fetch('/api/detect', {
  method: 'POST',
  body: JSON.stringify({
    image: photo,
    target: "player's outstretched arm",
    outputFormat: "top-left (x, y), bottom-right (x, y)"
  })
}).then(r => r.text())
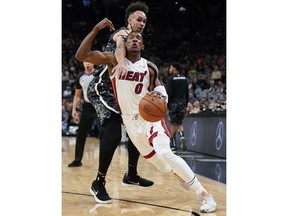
top-left (75, 18), bottom-right (115, 64)
top-left (111, 34), bottom-right (128, 76)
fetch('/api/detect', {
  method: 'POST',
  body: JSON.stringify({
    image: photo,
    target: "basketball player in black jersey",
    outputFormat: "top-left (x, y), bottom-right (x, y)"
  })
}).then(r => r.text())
top-left (166, 62), bottom-right (189, 153)
top-left (76, 2), bottom-right (153, 204)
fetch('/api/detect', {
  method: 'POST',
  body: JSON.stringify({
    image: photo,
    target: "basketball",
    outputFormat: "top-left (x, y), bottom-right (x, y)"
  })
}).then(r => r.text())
top-left (139, 93), bottom-right (167, 122)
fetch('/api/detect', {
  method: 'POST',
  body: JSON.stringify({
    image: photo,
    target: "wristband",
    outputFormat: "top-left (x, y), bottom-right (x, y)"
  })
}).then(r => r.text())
top-left (154, 85), bottom-right (168, 103)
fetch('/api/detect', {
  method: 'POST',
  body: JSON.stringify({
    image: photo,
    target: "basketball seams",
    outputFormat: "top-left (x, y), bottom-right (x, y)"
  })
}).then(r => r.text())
top-left (138, 94), bottom-right (167, 122)
top-left (141, 98), bottom-right (166, 113)
top-left (139, 104), bottom-right (163, 118)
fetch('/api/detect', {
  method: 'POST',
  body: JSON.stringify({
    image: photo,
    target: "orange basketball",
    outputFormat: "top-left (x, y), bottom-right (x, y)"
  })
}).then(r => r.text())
top-left (139, 94), bottom-right (167, 122)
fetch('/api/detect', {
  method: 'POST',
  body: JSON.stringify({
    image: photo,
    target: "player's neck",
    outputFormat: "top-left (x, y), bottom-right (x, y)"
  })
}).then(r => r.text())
top-left (126, 53), bottom-right (141, 63)
top-left (85, 69), bottom-right (93, 74)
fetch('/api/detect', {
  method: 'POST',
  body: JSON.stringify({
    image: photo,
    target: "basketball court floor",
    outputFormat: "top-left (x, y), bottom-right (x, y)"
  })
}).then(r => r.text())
top-left (62, 136), bottom-right (226, 216)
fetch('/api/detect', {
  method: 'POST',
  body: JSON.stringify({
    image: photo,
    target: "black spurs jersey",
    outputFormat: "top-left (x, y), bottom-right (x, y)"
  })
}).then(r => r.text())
top-left (165, 73), bottom-right (189, 106)
top-left (87, 27), bottom-right (128, 125)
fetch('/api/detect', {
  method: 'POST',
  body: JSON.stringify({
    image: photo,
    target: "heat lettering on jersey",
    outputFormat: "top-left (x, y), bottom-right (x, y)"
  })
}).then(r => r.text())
top-left (119, 71), bottom-right (147, 82)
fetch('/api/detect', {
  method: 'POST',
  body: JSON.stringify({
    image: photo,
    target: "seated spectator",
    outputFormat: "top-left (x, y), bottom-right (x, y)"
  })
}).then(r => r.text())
top-left (187, 102), bottom-right (193, 114)
top-left (215, 89), bottom-right (225, 101)
top-left (199, 89), bottom-right (208, 100)
top-left (211, 65), bottom-right (222, 83)
top-left (194, 85), bottom-right (203, 99)
top-left (188, 100), bottom-right (201, 114)
top-left (196, 73), bottom-right (209, 90)
top-left (63, 86), bottom-right (73, 100)
top-left (208, 80), bottom-right (215, 92)
top-left (68, 74), bottom-right (76, 89)
top-left (221, 101), bottom-right (227, 111)
top-left (208, 98), bottom-right (218, 111)
top-left (200, 98), bottom-right (210, 112)
top-left (188, 89), bottom-right (197, 103)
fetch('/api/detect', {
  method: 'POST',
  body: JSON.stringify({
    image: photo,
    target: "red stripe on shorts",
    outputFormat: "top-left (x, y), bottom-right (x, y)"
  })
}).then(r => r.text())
top-left (143, 150), bottom-right (156, 159)
top-left (148, 132), bottom-right (158, 144)
top-left (161, 119), bottom-right (170, 137)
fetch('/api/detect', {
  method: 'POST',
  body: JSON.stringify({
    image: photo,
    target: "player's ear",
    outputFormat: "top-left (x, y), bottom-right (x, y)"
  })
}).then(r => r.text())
top-left (141, 44), bottom-right (144, 50)
top-left (128, 18), bottom-right (132, 27)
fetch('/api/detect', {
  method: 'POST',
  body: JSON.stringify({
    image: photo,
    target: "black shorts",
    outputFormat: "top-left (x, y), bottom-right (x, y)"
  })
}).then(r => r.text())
top-left (168, 102), bottom-right (186, 124)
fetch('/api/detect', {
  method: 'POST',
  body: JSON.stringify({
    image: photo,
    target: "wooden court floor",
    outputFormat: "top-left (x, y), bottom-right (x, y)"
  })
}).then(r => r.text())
top-left (62, 137), bottom-right (226, 216)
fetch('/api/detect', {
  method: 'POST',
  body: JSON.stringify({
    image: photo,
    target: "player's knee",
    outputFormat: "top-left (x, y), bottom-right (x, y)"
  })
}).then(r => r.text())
top-left (161, 151), bottom-right (177, 162)
top-left (146, 154), bottom-right (172, 173)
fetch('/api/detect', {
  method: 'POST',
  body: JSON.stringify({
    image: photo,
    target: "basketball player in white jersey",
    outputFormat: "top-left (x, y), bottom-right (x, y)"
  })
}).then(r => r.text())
top-left (75, 18), bottom-right (217, 213)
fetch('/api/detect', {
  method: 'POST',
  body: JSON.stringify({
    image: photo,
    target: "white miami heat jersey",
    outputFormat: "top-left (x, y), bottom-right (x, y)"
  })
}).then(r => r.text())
top-left (110, 58), bottom-right (150, 116)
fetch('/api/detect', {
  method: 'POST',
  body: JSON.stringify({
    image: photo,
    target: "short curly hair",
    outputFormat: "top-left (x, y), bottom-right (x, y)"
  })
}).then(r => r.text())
top-left (171, 62), bottom-right (181, 71)
top-left (125, 1), bottom-right (149, 24)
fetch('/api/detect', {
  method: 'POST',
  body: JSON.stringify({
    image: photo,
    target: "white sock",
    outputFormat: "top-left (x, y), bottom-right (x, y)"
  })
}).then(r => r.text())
top-left (161, 151), bottom-right (206, 193)
top-left (189, 177), bottom-right (205, 194)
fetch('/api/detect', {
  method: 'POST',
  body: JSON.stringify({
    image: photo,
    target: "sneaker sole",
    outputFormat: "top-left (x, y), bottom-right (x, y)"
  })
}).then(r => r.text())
top-left (89, 188), bottom-right (112, 204)
top-left (200, 205), bottom-right (216, 213)
top-left (68, 163), bottom-right (82, 167)
top-left (199, 200), bottom-right (217, 213)
top-left (121, 182), bottom-right (154, 188)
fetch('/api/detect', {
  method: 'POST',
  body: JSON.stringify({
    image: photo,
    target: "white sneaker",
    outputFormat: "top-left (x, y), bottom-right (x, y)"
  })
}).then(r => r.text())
top-left (197, 190), bottom-right (217, 213)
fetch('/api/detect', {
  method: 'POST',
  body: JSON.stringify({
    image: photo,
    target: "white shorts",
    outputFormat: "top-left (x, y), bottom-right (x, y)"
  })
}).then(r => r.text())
top-left (121, 114), bottom-right (171, 158)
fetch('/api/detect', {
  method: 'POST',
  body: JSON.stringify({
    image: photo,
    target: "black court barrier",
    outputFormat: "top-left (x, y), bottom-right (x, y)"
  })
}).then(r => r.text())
top-left (166, 112), bottom-right (226, 158)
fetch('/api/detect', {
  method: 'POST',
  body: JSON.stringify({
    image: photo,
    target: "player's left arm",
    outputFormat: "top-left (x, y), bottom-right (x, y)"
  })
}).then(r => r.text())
top-left (111, 34), bottom-right (127, 76)
top-left (147, 61), bottom-right (168, 103)
top-left (75, 18), bottom-right (115, 64)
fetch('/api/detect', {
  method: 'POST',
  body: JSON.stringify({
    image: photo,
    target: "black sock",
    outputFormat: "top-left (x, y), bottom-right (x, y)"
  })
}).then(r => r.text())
top-left (96, 172), bottom-right (106, 183)
top-left (179, 131), bottom-right (185, 137)
top-left (127, 164), bottom-right (137, 177)
top-left (170, 137), bottom-right (176, 147)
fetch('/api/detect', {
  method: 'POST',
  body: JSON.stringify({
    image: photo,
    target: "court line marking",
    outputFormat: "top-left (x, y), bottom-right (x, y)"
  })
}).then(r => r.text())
top-left (62, 191), bottom-right (200, 216)
top-left (196, 159), bottom-right (226, 162)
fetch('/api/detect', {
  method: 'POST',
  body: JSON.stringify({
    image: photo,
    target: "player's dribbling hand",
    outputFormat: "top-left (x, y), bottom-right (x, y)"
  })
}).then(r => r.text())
top-left (147, 91), bottom-right (167, 102)
top-left (95, 18), bottom-right (115, 32)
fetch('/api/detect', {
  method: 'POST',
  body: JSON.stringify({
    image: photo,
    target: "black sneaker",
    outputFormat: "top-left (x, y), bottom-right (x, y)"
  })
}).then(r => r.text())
top-left (68, 160), bottom-right (82, 167)
top-left (122, 173), bottom-right (154, 188)
top-left (90, 181), bottom-right (112, 204)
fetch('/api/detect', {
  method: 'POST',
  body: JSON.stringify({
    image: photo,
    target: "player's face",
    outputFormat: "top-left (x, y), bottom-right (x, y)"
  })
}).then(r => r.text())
top-left (125, 32), bottom-right (144, 53)
top-left (128, 11), bottom-right (147, 33)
